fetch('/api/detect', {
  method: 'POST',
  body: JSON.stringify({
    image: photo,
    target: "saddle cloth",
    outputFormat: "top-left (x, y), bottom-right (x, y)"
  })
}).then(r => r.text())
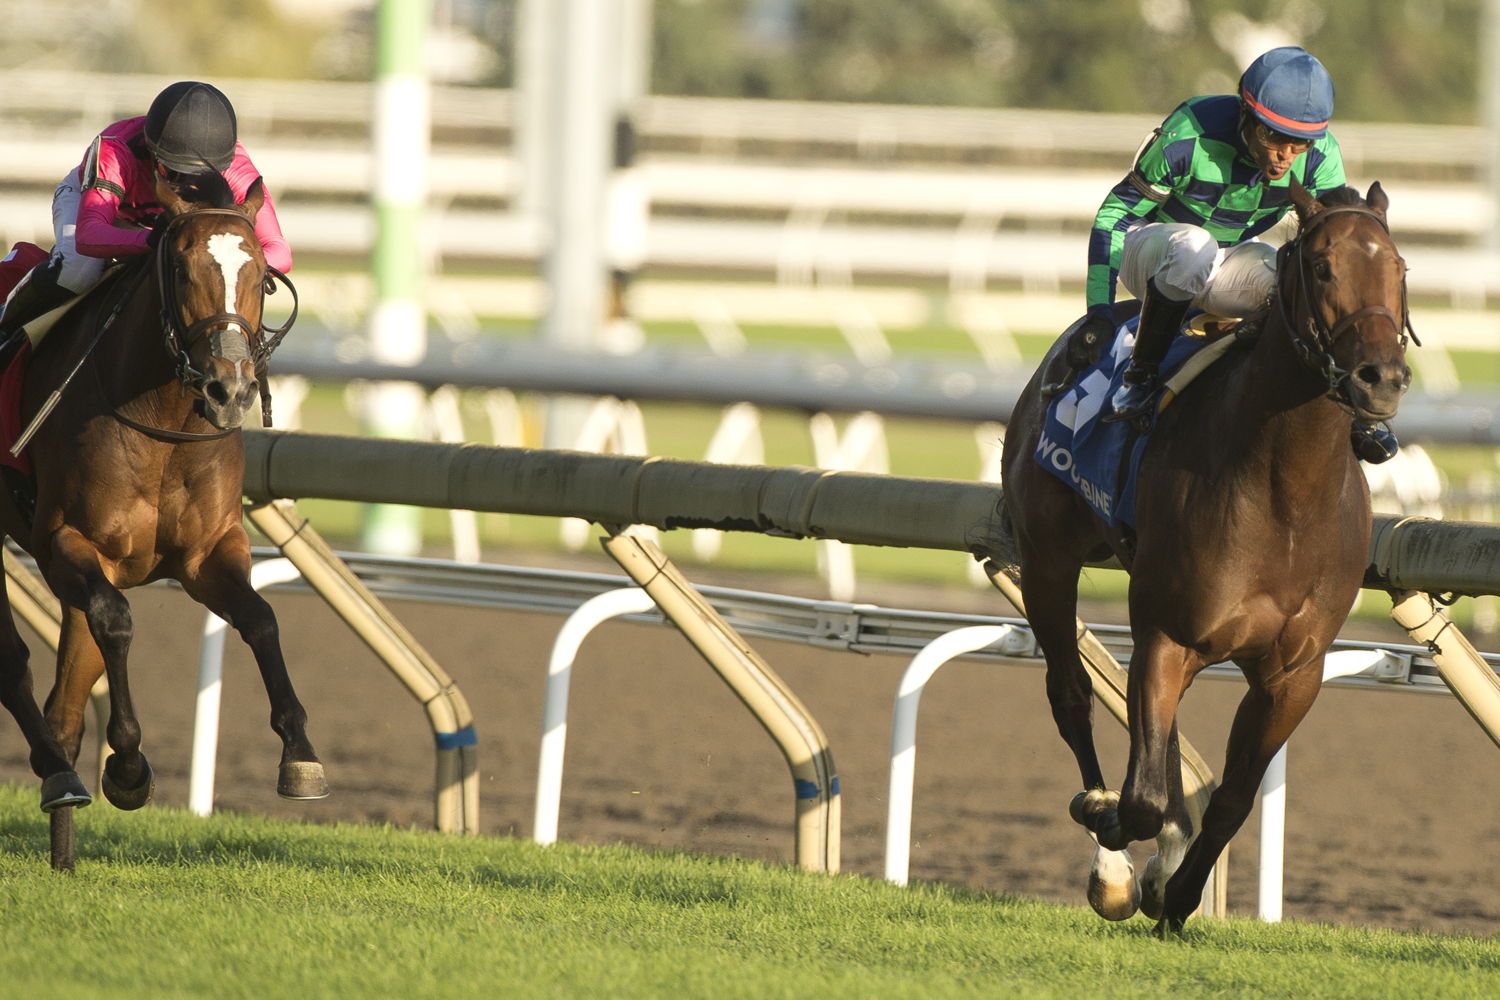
top-left (0, 243), bottom-right (46, 476)
top-left (1035, 315), bottom-right (1240, 529)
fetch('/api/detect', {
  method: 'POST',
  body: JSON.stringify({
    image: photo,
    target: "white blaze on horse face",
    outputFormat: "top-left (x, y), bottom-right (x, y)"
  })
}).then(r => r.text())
top-left (206, 232), bottom-right (253, 316)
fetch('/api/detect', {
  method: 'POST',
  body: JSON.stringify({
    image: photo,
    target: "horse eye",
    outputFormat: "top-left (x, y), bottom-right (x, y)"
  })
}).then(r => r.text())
top-left (1312, 259), bottom-right (1333, 281)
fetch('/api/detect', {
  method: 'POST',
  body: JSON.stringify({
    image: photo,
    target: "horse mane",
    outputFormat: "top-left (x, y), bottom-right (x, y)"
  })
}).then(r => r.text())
top-left (168, 170), bottom-right (237, 211)
top-left (1313, 185), bottom-right (1362, 209)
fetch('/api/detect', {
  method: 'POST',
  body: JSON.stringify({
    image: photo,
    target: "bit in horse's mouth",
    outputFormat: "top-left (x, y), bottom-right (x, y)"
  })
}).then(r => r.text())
top-left (1355, 406), bottom-right (1400, 424)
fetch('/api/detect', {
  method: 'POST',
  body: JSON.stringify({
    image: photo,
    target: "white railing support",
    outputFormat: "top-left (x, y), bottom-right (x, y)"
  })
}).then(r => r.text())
top-left (1254, 647), bottom-right (1412, 920)
top-left (533, 587), bottom-right (660, 845)
top-left (1258, 746), bottom-right (1288, 922)
top-left (885, 624), bottom-right (1020, 886)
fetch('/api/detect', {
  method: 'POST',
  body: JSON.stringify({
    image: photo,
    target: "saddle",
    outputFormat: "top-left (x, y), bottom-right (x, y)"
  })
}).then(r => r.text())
top-left (1034, 312), bottom-right (1253, 529)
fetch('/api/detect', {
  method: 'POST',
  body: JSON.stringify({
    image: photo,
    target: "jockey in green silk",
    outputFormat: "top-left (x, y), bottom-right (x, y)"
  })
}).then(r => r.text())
top-left (1073, 46), bottom-right (1398, 463)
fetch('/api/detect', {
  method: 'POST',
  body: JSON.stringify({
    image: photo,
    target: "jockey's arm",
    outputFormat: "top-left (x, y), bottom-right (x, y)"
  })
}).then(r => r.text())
top-left (225, 152), bottom-right (293, 273)
top-left (1086, 112), bottom-right (1186, 315)
top-left (74, 186), bottom-right (150, 261)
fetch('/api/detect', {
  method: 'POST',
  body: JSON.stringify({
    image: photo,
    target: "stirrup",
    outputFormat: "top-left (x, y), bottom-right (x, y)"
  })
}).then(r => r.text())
top-left (1103, 375), bottom-right (1158, 423)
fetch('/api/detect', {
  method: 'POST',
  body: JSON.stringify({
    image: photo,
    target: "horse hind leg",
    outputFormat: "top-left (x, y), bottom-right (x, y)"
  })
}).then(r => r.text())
top-left (44, 531), bottom-right (155, 810)
top-left (0, 581), bottom-right (90, 811)
top-left (1014, 539), bottom-right (1138, 916)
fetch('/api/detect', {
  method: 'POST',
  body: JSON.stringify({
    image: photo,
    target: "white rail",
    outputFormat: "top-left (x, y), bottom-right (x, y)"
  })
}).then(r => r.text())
top-left (0, 74), bottom-right (1493, 302)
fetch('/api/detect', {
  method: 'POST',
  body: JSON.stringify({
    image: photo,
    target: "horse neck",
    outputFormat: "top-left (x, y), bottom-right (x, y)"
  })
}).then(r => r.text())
top-left (1213, 303), bottom-right (1358, 497)
top-left (96, 264), bottom-right (192, 420)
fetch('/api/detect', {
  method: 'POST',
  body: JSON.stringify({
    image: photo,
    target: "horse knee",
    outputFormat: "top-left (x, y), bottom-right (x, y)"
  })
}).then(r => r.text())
top-left (85, 589), bottom-right (133, 653)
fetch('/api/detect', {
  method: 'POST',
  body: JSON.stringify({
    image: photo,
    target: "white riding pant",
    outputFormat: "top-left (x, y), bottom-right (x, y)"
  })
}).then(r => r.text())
top-left (49, 167), bottom-right (109, 294)
top-left (1118, 222), bottom-right (1278, 318)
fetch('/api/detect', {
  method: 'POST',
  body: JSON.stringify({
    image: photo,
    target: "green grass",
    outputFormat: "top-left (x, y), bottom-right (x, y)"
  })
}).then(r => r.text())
top-left (1, 784), bottom-right (1496, 999)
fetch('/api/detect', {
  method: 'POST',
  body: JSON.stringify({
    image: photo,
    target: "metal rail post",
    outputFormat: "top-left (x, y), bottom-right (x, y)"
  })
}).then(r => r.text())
top-left (602, 531), bottom-right (841, 872)
top-left (885, 624), bottom-right (1020, 885)
top-left (534, 586), bottom-right (660, 845)
top-left (246, 500), bottom-right (479, 834)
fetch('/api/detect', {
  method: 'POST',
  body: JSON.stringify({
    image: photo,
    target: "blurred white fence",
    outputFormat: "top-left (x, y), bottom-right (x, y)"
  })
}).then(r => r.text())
top-left (1, 71), bottom-right (1495, 306)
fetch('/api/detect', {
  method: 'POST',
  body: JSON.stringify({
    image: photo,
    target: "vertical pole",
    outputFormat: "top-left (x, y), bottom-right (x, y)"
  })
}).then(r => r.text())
top-left (363, 0), bottom-right (432, 554)
top-left (541, 0), bottom-right (615, 448)
top-left (1486, 0), bottom-right (1500, 254)
top-left (1257, 745), bottom-right (1287, 922)
top-left (513, 0), bottom-right (554, 223)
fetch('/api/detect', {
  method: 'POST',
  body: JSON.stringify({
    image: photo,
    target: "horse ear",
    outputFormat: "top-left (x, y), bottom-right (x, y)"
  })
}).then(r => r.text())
top-left (241, 176), bottom-right (265, 220)
top-left (1288, 176), bottom-right (1320, 224)
top-left (155, 171), bottom-right (188, 217)
top-left (1365, 180), bottom-right (1389, 217)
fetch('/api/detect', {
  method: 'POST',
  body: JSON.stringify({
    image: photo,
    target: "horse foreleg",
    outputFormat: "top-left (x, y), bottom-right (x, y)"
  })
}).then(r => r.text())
top-left (183, 533), bottom-right (328, 800)
top-left (1157, 662), bottom-right (1323, 931)
top-left (44, 531), bottom-right (154, 810)
top-left (1138, 722), bottom-right (1192, 920)
top-left (1118, 632), bottom-right (1196, 848)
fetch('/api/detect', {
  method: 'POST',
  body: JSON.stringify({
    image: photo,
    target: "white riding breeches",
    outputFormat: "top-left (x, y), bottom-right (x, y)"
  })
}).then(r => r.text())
top-left (1118, 222), bottom-right (1278, 318)
top-left (50, 167), bottom-right (108, 294)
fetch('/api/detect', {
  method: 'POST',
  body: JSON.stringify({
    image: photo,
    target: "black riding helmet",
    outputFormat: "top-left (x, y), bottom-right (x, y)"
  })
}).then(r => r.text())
top-left (144, 81), bottom-right (238, 173)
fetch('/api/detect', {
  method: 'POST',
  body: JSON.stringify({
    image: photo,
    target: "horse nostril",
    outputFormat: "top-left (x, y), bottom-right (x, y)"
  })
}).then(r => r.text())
top-left (206, 381), bottom-right (231, 406)
top-left (1354, 363), bottom-right (1413, 394)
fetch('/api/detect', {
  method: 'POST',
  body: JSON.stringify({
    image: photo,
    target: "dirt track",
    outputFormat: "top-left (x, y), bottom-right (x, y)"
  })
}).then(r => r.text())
top-left (1, 553), bottom-right (1497, 938)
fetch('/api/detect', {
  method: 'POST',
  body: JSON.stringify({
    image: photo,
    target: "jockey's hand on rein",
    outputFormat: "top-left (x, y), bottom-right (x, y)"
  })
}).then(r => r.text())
top-left (1066, 312), bottom-right (1116, 371)
top-left (145, 212), bottom-right (170, 250)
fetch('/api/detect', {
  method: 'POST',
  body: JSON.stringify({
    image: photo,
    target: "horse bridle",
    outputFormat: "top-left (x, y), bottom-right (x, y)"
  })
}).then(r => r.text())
top-left (154, 206), bottom-right (299, 395)
top-left (1273, 202), bottom-right (1419, 408)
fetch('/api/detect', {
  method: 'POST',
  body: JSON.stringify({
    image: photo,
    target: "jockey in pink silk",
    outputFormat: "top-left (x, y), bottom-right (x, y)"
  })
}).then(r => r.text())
top-left (0, 80), bottom-right (292, 341)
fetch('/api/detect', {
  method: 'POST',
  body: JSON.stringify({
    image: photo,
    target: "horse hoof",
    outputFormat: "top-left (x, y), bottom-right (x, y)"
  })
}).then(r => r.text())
top-left (1069, 788), bottom-right (1119, 828)
top-left (1087, 847), bottom-right (1140, 921)
top-left (278, 761), bottom-right (329, 800)
top-left (40, 772), bottom-right (92, 813)
top-left (101, 755), bottom-right (155, 811)
top-left (1138, 854), bottom-right (1167, 920)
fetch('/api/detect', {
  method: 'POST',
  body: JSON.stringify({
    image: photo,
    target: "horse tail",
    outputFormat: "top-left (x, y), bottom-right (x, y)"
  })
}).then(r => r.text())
top-left (967, 486), bottom-right (1020, 576)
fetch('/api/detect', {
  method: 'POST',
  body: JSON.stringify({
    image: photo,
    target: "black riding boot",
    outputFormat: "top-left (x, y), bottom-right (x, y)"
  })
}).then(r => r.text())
top-left (1105, 277), bottom-right (1191, 422)
top-left (1351, 422), bottom-right (1399, 464)
top-left (0, 258), bottom-right (72, 345)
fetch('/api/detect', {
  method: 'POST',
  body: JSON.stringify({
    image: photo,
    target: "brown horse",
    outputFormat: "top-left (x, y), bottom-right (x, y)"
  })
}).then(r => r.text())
top-left (999, 181), bottom-right (1413, 933)
top-left (0, 171), bottom-right (327, 859)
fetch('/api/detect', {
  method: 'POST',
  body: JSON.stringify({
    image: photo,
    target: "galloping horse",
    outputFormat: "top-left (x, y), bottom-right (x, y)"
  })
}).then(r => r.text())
top-left (0, 171), bottom-right (327, 858)
top-left (999, 181), bottom-right (1413, 932)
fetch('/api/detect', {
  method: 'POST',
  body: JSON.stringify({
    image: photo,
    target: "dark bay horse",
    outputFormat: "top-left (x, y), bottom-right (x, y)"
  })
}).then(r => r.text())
top-left (0, 171), bottom-right (327, 860)
top-left (999, 181), bottom-right (1413, 932)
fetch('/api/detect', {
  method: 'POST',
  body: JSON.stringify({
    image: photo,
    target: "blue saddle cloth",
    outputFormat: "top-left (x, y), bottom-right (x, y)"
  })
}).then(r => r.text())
top-left (1036, 318), bottom-right (1215, 529)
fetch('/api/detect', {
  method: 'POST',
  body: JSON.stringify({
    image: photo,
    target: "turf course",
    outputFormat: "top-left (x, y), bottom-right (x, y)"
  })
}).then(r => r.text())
top-left (0, 785), bottom-right (1495, 999)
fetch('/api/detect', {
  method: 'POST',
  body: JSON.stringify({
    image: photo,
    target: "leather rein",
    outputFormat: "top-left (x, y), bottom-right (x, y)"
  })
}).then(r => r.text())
top-left (1273, 202), bottom-right (1419, 410)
